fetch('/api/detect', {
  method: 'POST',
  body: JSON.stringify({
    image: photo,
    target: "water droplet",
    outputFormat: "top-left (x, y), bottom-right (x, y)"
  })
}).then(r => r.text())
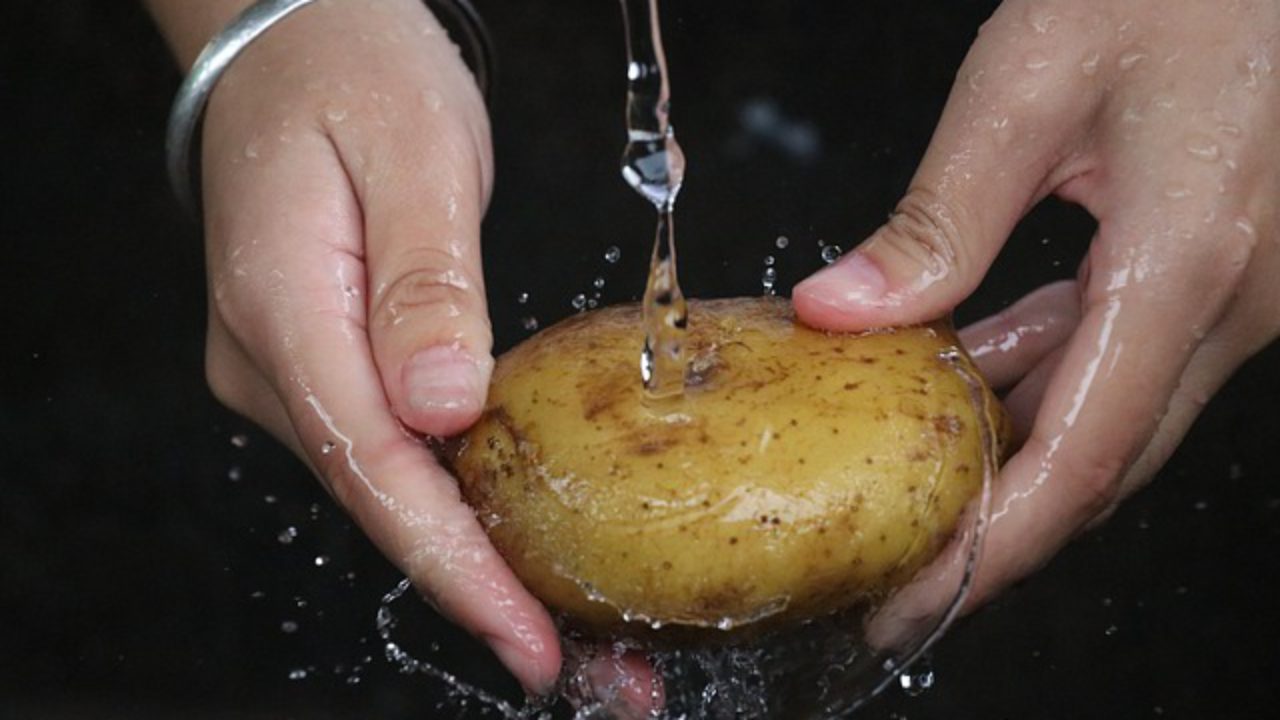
top-left (230, 434), bottom-right (249, 448)
top-left (288, 668), bottom-right (308, 681)
top-left (1081, 52), bottom-right (1101, 76)
top-left (1185, 137), bottom-right (1221, 162)
top-left (1104, 624), bottom-right (1119, 637)
top-left (520, 316), bottom-right (539, 331)
top-left (1193, 500), bottom-right (1208, 511)
top-left (898, 660), bottom-right (936, 697)
top-left (593, 276), bottom-right (606, 289)
top-left (421, 88), bottom-right (444, 112)
top-left (281, 620), bottom-right (299, 634)
top-left (763, 255), bottom-right (775, 267)
top-left (325, 107), bottom-right (348, 123)
top-left (227, 466), bottom-right (242, 482)
top-left (263, 495), bottom-right (278, 505)
top-left (314, 555), bottom-right (330, 567)
top-left (1024, 52), bottom-right (1051, 71)
top-left (571, 293), bottom-right (588, 311)
top-left (604, 246), bottom-right (622, 263)
top-left (1163, 184), bottom-right (1193, 199)
top-left (761, 266), bottom-right (778, 295)
top-left (277, 527), bottom-right (298, 544)
top-left (775, 235), bottom-right (790, 249)
top-left (821, 245), bottom-right (844, 264)
top-left (243, 139), bottom-right (261, 160)
top-left (1030, 13), bottom-right (1059, 34)
top-left (342, 284), bottom-right (359, 298)
top-left (1118, 51), bottom-right (1147, 71)
top-left (516, 292), bottom-right (529, 304)
top-left (321, 441), bottom-right (336, 455)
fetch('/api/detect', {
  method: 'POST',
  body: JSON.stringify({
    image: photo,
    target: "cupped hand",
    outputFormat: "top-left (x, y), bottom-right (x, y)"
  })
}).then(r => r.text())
top-left (196, 0), bottom-right (559, 693)
top-left (794, 0), bottom-right (1279, 638)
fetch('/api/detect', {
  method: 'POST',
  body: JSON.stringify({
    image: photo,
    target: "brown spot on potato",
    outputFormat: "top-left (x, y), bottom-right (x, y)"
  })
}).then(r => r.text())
top-left (932, 414), bottom-right (964, 437)
top-left (633, 436), bottom-right (679, 456)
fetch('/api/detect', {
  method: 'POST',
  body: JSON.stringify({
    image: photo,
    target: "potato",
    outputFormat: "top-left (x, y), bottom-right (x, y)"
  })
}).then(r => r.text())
top-left (449, 297), bottom-right (1009, 636)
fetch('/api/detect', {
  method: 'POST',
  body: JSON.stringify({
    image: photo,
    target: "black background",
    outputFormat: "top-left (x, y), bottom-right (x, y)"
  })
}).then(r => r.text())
top-left (2, 1), bottom-right (1277, 718)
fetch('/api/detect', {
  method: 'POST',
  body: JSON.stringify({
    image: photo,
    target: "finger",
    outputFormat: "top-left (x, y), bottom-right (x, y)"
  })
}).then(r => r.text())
top-left (582, 647), bottom-right (665, 719)
top-left (795, 4), bottom-right (1106, 330)
top-left (1001, 344), bottom-right (1069, 445)
top-left (959, 280), bottom-right (1081, 390)
top-left (205, 130), bottom-right (560, 694)
top-left (338, 29), bottom-right (498, 438)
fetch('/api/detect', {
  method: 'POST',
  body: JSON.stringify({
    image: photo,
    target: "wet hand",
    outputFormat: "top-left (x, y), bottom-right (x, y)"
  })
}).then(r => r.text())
top-left (794, 0), bottom-right (1279, 637)
top-left (194, 0), bottom-right (559, 693)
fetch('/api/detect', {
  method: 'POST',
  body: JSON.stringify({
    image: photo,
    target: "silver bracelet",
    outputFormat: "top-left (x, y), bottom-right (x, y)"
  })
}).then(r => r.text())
top-left (165, 0), bottom-right (494, 215)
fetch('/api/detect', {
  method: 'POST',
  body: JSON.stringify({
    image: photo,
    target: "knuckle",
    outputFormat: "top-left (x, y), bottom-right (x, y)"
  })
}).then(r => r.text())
top-left (372, 256), bottom-right (480, 330)
top-left (1064, 450), bottom-right (1128, 518)
top-left (1022, 431), bottom-right (1127, 520)
top-left (880, 187), bottom-right (971, 278)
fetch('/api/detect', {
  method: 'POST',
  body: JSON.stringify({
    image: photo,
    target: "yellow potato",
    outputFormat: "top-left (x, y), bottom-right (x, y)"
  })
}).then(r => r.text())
top-left (449, 297), bottom-right (1008, 636)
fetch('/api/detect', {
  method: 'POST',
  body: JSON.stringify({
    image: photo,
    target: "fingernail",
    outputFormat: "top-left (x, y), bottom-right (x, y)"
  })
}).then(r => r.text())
top-left (404, 346), bottom-right (489, 414)
top-left (796, 251), bottom-right (888, 308)
top-left (485, 635), bottom-right (554, 696)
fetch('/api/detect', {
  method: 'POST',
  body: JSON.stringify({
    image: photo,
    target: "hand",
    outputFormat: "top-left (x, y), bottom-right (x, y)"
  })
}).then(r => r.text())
top-left (794, 0), bottom-right (1279, 636)
top-left (193, 0), bottom-right (560, 693)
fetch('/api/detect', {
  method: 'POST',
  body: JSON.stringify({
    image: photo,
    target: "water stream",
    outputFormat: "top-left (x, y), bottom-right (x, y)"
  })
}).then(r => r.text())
top-left (619, 0), bottom-right (689, 400)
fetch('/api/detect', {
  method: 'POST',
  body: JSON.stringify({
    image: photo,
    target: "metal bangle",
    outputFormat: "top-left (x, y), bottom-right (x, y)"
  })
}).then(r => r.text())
top-left (165, 0), bottom-right (495, 215)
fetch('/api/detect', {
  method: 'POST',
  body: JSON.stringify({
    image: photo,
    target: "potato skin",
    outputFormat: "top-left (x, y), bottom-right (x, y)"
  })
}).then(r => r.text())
top-left (450, 297), bottom-right (1007, 636)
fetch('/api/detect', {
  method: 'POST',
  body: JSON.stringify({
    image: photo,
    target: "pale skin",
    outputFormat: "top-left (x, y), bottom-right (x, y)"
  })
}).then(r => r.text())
top-left (146, 0), bottom-right (1278, 709)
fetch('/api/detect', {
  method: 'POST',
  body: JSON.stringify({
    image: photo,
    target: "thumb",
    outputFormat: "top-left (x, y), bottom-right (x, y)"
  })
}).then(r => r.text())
top-left (358, 98), bottom-right (496, 438)
top-left (794, 7), bottom-right (1101, 331)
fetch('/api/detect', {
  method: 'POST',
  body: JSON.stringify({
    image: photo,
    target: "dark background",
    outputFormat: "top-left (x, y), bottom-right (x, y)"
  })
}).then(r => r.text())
top-left (2, 0), bottom-right (1277, 718)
